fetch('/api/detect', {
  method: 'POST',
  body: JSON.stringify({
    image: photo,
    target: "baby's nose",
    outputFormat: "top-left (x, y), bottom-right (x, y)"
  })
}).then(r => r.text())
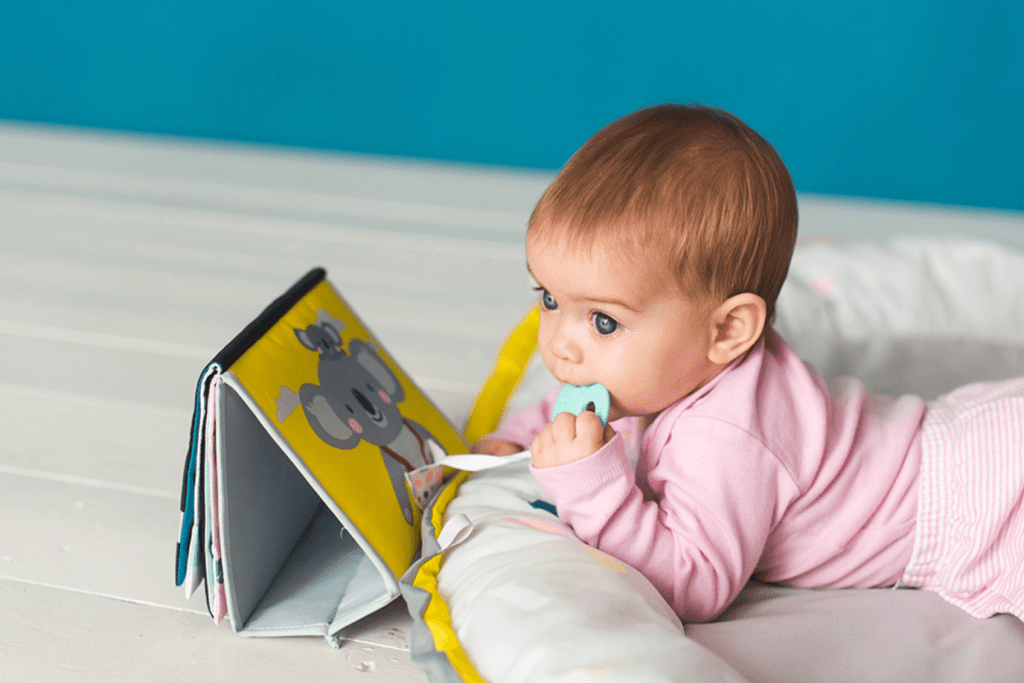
top-left (549, 321), bottom-right (584, 363)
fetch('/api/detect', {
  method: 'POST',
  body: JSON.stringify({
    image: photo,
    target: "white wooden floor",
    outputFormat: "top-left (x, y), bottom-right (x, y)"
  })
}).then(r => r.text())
top-left (2, 120), bottom-right (1022, 682)
top-left (0, 122), bottom-right (548, 682)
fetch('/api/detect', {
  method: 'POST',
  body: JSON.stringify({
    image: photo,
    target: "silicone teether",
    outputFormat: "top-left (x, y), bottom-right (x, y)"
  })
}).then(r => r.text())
top-left (551, 383), bottom-right (611, 426)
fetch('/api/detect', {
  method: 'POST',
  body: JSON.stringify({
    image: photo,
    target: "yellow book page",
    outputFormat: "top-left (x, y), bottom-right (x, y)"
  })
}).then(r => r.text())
top-left (230, 280), bottom-right (467, 577)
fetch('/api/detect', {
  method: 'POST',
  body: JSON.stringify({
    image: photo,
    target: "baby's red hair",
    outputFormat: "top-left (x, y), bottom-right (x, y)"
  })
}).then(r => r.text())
top-left (529, 103), bottom-right (798, 321)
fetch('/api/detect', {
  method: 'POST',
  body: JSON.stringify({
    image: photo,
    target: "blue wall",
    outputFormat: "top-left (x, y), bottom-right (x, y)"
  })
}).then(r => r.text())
top-left (2, 1), bottom-right (1021, 211)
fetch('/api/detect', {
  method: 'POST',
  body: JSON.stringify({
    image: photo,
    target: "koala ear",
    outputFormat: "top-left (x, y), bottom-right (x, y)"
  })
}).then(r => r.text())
top-left (316, 310), bottom-right (347, 335)
top-left (295, 327), bottom-right (318, 351)
top-left (350, 339), bottom-right (405, 403)
top-left (320, 323), bottom-right (343, 349)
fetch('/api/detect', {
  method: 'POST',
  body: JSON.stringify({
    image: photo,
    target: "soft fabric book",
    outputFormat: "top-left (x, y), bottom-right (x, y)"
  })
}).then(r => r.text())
top-left (174, 267), bottom-right (467, 645)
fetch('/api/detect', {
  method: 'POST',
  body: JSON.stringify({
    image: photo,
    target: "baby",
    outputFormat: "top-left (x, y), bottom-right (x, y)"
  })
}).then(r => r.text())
top-left (472, 103), bottom-right (1024, 624)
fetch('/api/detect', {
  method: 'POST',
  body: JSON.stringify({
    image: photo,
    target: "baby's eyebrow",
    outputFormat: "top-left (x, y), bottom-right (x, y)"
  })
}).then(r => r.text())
top-left (596, 296), bottom-right (643, 314)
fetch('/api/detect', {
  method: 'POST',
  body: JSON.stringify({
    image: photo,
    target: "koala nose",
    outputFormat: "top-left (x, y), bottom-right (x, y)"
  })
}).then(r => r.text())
top-left (352, 388), bottom-right (379, 417)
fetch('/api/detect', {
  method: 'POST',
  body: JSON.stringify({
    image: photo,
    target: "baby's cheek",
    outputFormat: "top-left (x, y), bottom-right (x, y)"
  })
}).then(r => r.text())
top-left (607, 381), bottom-right (658, 418)
top-left (601, 369), bottom-right (634, 413)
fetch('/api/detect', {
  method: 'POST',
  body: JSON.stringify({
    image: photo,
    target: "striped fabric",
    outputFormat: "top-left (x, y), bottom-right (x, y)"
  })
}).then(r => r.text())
top-left (901, 377), bottom-right (1024, 619)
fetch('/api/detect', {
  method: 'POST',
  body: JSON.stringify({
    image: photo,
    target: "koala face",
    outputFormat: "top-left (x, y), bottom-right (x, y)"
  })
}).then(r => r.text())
top-left (316, 339), bottom-right (405, 446)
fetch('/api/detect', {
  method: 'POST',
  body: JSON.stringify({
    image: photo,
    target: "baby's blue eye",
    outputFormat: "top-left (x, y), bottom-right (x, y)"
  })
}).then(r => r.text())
top-left (540, 290), bottom-right (558, 311)
top-left (593, 312), bottom-right (619, 335)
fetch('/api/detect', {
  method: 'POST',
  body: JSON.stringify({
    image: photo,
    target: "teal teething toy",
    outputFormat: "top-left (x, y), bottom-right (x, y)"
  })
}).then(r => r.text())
top-left (551, 383), bottom-right (611, 426)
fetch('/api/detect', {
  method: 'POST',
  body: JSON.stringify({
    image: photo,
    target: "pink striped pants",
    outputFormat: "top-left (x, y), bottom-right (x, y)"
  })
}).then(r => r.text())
top-left (901, 377), bottom-right (1024, 619)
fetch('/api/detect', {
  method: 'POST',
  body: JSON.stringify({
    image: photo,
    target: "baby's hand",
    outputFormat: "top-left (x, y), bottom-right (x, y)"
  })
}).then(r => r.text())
top-left (531, 411), bottom-right (615, 469)
top-left (470, 438), bottom-right (525, 457)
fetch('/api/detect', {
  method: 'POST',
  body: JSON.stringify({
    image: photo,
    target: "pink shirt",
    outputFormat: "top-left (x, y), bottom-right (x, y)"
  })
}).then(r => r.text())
top-left (490, 329), bottom-right (925, 623)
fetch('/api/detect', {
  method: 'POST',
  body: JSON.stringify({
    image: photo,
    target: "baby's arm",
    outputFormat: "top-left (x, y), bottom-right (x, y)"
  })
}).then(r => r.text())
top-left (532, 419), bottom-right (792, 623)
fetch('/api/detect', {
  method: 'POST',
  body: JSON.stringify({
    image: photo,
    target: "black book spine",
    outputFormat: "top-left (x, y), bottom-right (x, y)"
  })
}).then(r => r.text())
top-left (213, 267), bottom-right (327, 370)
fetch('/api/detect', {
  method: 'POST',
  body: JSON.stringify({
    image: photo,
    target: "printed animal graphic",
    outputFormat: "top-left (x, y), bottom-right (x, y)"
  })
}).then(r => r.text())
top-left (276, 310), bottom-right (446, 524)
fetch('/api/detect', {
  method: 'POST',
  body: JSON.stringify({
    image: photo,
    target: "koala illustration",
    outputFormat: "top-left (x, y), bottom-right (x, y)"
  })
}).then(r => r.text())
top-left (276, 310), bottom-right (446, 525)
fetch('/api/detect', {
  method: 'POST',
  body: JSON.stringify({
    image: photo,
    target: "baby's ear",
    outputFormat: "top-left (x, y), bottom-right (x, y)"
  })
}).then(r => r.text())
top-left (707, 293), bottom-right (766, 365)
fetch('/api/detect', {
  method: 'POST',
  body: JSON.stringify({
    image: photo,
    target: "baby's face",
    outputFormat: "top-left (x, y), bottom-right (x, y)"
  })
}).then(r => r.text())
top-left (527, 233), bottom-right (722, 422)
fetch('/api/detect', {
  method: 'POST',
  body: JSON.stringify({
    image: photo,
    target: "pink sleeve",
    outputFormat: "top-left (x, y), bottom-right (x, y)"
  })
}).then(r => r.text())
top-left (480, 387), bottom-right (561, 450)
top-left (531, 417), bottom-right (795, 623)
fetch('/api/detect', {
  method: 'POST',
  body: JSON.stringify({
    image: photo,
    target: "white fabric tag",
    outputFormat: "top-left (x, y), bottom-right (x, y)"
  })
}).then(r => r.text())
top-left (436, 450), bottom-right (531, 471)
top-left (437, 513), bottom-right (475, 550)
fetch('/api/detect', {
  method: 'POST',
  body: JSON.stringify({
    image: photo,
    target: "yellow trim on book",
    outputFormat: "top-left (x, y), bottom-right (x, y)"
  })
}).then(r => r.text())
top-left (463, 306), bottom-right (540, 444)
top-left (414, 470), bottom-right (487, 681)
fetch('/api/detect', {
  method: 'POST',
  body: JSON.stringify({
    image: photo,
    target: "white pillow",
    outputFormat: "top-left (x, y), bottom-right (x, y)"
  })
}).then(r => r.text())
top-left (777, 237), bottom-right (1024, 399)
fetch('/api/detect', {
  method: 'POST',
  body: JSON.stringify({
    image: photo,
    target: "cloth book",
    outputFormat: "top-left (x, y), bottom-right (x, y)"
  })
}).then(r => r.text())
top-left (174, 267), bottom-right (467, 645)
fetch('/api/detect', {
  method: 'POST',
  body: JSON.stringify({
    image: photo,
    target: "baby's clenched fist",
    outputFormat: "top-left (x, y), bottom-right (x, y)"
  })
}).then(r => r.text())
top-left (530, 410), bottom-right (615, 468)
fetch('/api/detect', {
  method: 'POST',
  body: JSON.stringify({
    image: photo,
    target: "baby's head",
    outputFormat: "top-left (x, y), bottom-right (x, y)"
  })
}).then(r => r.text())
top-left (529, 103), bottom-right (797, 318)
top-left (527, 104), bottom-right (798, 420)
